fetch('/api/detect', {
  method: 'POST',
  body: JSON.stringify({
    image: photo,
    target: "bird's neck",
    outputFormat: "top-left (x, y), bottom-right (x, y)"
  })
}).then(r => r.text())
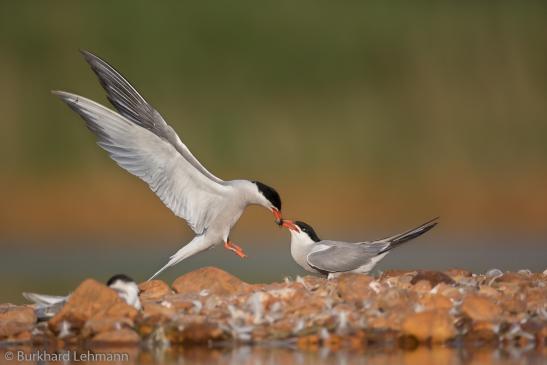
top-left (229, 180), bottom-right (263, 206)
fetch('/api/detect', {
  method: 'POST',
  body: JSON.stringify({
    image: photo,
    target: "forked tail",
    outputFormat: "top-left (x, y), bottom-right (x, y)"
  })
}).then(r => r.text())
top-left (379, 217), bottom-right (439, 254)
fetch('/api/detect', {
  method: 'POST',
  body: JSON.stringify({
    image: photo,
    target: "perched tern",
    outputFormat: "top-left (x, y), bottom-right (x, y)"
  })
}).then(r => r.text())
top-left (53, 51), bottom-right (285, 280)
top-left (23, 274), bottom-right (142, 320)
top-left (281, 218), bottom-right (438, 278)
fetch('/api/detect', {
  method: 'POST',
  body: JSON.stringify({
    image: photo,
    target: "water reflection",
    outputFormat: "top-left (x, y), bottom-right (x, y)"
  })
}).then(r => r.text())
top-left (0, 346), bottom-right (544, 365)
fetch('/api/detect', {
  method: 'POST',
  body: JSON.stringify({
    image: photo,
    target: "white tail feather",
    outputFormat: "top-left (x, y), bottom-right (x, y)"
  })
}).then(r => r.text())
top-left (22, 292), bottom-right (67, 306)
top-left (148, 235), bottom-right (211, 281)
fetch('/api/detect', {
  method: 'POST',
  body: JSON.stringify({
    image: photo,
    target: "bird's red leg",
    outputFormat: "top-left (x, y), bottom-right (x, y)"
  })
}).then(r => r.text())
top-left (224, 240), bottom-right (247, 258)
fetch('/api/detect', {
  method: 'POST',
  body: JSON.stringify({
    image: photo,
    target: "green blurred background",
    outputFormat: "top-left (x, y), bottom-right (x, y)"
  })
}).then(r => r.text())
top-left (1, 2), bottom-right (546, 302)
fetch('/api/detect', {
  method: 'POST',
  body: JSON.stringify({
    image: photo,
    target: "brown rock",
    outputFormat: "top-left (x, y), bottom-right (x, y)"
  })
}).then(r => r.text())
top-left (418, 293), bottom-right (453, 311)
top-left (79, 301), bottom-right (137, 339)
top-left (166, 321), bottom-right (224, 344)
top-left (496, 272), bottom-right (530, 285)
top-left (526, 287), bottom-right (547, 311)
top-left (0, 305), bottom-right (36, 326)
top-left (411, 271), bottom-right (455, 287)
top-left (90, 328), bottom-right (141, 345)
top-left (0, 304), bottom-right (36, 341)
top-left (49, 279), bottom-right (124, 333)
top-left (0, 320), bottom-right (33, 339)
top-left (335, 274), bottom-right (375, 304)
top-left (435, 283), bottom-right (462, 302)
top-left (443, 268), bottom-right (472, 281)
top-left (297, 334), bottom-right (320, 350)
top-left (478, 285), bottom-right (500, 299)
top-left (297, 275), bottom-right (327, 290)
top-left (380, 270), bottom-right (417, 280)
top-left (83, 317), bottom-right (134, 337)
top-left (401, 309), bottom-right (455, 343)
top-left (172, 267), bottom-right (250, 296)
top-left (161, 294), bottom-right (200, 312)
top-left (97, 302), bottom-right (138, 321)
top-left (412, 280), bottom-right (432, 293)
top-left (140, 302), bottom-right (176, 323)
top-left (461, 294), bottom-right (501, 322)
top-left (138, 280), bottom-right (171, 301)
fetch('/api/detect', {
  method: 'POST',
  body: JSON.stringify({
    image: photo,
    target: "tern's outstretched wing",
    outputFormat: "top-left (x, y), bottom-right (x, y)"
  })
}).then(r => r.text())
top-left (79, 50), bottom-right (225, 185)
top-left (53, 91), bottom-right (229, 234)
top-left (307, 241), bottom-right (374, 273)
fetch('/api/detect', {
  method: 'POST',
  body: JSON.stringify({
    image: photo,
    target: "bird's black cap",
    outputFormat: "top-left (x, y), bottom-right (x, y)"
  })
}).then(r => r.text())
top-left (295, 221), bottom-right (321, 242)
top-left (106, 274), bottom-right (136, 286)
top-left (252, 181), bottom-right (281, 211)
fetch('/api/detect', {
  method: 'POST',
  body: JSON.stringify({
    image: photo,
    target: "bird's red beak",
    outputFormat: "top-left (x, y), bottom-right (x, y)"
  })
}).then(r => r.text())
top-left (281, 219), bottom-right (299, 232)
top-left (272, 208), bottom-right (283, 225)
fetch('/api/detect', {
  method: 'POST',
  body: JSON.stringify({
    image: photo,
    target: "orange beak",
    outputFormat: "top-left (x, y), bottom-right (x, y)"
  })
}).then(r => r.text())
top-left (272, 208), bottom-right (283, 225)
top-left (281, 219), bottom-right (299, 232)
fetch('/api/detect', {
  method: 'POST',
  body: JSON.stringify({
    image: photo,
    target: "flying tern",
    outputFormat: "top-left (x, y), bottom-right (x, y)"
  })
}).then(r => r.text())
top-left (53, 51), bottom-right (285, 280)
top-left (23, 274), bottom-right (142, 320)
top-left (281, 218), bottom-right (438, 278)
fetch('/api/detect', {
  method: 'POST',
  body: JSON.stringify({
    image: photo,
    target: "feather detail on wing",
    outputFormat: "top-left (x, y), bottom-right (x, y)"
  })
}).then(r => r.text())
top-left (80, 50), bottom-right (225, 184)
top-left (307, 242), bottom-right (374, 274)
top-left (53, 91), bottom-right (229, 234)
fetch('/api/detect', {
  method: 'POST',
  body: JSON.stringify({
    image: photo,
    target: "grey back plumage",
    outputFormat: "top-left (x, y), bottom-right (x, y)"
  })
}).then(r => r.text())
top-left (307, 241), bottom-right (376, 273)
top-left (306, 217), bottom-right (439, 274)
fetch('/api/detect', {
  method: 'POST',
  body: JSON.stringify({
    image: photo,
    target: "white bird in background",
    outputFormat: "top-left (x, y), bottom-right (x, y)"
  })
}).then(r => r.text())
top-left (281, 218), bottom-right (438, 278)
top-left (23, 274), bottom-right (142, 320)
top-left (53, 51), bottom-right (285, 280)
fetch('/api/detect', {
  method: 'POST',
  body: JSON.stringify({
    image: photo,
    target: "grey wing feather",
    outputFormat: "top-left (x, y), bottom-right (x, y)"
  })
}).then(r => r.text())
top-left (52, 91), bottom-right (228, 234)
top-left (306, 241), bottom-right (374, 273)
top-left (80, 50), bottom-right (224, 185)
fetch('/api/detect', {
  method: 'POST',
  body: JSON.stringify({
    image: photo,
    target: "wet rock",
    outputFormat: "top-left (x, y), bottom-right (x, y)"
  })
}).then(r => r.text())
top-left (297, 334), bottom-right (320, 350)
top-left (48, 279), bottom-right (124, 334)
top-left (172, 267), bottom-right (250, 296)
top-left (139, 280), bottom-right (172, 301)
top-left (465, 323), bottom-right (499, 346)
top-left (90, 328), bottom-right (140, 345)
top-left (166, 318), bottom-right (225, 344)
top-left (335, 274), bottom-right (375, 304)
top-left (461, 294), bottom-right (501, 322)
top-left (401, 309), bottom-right (455, 343)
top-left (411, 271), bottom-right (455, 287)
